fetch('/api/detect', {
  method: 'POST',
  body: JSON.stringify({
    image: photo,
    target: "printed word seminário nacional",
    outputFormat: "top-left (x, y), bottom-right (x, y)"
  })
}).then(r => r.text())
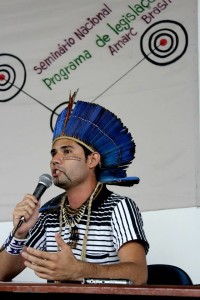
top-left (33, 0), bottom-right (169, 76)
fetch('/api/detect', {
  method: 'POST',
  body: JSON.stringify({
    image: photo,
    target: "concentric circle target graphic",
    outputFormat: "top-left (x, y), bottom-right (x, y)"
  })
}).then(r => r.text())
top-left (0, 53), bottom-right (26, 102)
top-left (50, 101), bottom-right (77, 132)
top-left (50, 102), bottom-right (67, 132)
top-left (140, 20), bottom-right (188, 66)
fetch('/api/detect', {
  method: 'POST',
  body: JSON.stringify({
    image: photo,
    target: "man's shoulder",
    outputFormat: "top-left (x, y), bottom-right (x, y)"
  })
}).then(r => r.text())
top-left (99, 185), bottom-right (135, 205)
top-left (39, 192), bottom-right (65, 213)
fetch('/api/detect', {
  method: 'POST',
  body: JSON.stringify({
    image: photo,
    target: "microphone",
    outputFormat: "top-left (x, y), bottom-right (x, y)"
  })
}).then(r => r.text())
top-left (16, 174), bottom-right (52, 229)
top-left (32, 173), bottom-right (52, 200)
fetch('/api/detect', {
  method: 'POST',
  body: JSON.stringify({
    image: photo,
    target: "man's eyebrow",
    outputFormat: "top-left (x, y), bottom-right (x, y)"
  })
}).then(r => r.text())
top-left (60, 145), bottom-right (73, 150)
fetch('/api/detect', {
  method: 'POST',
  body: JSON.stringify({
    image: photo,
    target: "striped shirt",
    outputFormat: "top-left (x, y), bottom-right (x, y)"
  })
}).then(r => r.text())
top-left (26, 185), bottom-right (149, 264)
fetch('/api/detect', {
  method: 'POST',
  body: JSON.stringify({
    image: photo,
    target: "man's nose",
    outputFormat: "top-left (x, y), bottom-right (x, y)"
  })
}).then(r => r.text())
top-left (51, 154), bottom-right (63, 165)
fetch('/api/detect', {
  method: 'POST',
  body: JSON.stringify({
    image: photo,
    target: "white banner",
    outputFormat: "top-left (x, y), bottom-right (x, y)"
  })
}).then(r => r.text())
top-left (0, 0), bottom-right (199, 220)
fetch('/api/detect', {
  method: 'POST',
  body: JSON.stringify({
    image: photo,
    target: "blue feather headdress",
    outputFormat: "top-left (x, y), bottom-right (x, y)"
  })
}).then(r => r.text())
top-left (52, 91), bottom-right (139, 186)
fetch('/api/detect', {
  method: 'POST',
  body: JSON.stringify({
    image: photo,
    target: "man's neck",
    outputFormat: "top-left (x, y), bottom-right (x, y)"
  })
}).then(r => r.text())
top-left (66, 180), bottom-right (98, 209)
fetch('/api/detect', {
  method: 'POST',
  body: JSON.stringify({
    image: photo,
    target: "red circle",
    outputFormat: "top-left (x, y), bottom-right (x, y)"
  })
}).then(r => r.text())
top-left (160, 38), bottom-right (167, 46)
top-left (0, 73), bottom-right (5, 80)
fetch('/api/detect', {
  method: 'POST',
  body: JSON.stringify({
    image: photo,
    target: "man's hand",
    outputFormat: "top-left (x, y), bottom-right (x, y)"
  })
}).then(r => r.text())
top-left (21, 233), bottom-right (81, 281)
top-left (13, 194), bottom-right (40, 238)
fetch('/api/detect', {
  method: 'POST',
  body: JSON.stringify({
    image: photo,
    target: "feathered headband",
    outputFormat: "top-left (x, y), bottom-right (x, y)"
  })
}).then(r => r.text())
top-left (52, 91), bottom-right (139, 186)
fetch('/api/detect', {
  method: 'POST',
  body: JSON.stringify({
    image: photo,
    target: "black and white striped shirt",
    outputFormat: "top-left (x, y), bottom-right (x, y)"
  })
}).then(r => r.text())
top-left (26, 185), bottom-right (149, 264)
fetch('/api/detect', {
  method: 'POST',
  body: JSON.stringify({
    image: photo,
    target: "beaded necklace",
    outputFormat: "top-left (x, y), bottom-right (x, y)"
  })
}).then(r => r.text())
top-left (59, 182), bottom-right (102, 261)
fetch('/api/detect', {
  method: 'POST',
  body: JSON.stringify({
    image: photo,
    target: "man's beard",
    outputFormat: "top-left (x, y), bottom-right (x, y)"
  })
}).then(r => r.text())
top-left (53, 172), bottom-right (72, 189)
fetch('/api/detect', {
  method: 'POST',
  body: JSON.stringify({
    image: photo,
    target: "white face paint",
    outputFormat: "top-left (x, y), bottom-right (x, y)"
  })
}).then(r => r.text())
top-left (61, 156), bottom-right (81, 161)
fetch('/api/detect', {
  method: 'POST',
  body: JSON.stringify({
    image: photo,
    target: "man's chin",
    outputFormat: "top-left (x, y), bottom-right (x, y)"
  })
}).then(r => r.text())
top-left (54, 180), bottom-right (67, 190)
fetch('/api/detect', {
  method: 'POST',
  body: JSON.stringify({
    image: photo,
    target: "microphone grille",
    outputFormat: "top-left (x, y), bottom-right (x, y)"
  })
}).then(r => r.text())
top-left (38, 174), bottom-right (52, 188)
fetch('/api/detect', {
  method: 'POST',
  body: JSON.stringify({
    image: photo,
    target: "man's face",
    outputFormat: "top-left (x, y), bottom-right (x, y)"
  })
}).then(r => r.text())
top-left (50, 138), bottom-right (91, 189)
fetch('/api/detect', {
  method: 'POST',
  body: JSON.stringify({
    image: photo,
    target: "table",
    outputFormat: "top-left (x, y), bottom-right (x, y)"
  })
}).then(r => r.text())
top-left (0, 282), bottom-right (200, 299)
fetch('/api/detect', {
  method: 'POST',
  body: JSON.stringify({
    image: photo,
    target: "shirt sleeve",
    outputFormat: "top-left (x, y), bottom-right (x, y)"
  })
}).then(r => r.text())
top-left (111, 197), bottom-right (149, 254)
top-left (25, 213), bottom-right (47, 250)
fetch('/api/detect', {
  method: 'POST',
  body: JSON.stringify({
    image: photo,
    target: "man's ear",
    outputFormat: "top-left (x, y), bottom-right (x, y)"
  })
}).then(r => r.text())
top-left (89, 152), bottom-right (101, 168)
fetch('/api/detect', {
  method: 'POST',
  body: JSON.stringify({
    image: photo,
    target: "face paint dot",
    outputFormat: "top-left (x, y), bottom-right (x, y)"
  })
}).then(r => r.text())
top-left (160, 39), bottom-right (167, 46)
top-left (0, 74), bottom-right (5, 81)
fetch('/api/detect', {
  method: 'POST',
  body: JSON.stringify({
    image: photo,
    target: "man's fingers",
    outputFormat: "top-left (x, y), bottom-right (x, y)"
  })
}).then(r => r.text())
top-left (55, 232), bottom-right (69, 250)
top-left (23, 247), bottom-right (48, 259)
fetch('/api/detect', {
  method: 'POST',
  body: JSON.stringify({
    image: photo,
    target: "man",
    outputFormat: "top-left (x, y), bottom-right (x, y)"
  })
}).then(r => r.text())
top-left (0, 91), bottom-right (149, 284)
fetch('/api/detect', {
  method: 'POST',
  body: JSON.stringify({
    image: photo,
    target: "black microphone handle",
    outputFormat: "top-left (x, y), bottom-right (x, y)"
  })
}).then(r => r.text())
top-left (33, 182), bottom-right (48, 200)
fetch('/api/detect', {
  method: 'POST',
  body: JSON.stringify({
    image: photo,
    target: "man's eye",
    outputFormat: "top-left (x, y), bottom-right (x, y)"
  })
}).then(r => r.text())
top-left (64, 149), bottom-right (70, 154)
